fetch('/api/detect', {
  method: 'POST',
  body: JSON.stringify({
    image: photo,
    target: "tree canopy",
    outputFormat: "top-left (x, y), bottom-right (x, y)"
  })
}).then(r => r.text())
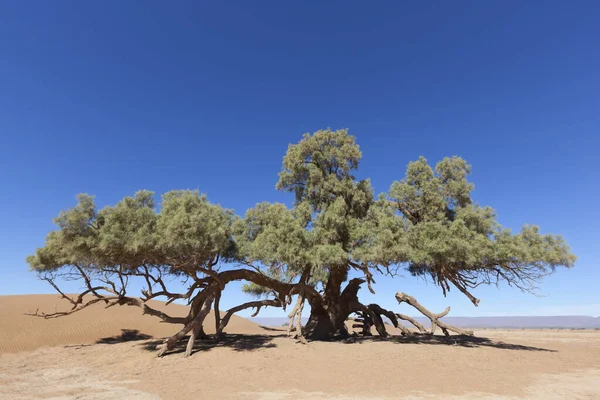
top-left (27, 128), bottom-right (576, 356)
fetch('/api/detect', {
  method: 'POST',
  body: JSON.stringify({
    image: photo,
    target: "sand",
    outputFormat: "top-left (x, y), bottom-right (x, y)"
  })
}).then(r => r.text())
top-left (0, 294), bottom-right (264, 354)
top-left (1, 295), bottom-right (599, 399)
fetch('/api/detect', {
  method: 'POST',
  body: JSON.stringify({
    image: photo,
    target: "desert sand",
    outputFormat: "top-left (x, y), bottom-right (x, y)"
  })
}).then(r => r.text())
top-left (0, 294), bottom-right (264, 354)
top-left (1, 295), bottom-right (599, 399)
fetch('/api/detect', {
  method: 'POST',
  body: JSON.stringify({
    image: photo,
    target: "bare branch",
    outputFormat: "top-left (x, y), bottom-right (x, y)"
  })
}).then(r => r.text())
top-left (219, 299), bottom-right (283, 333)
top-left (395, 313), bottom-right (427, 333)
top-left (395, 292), bottom-right (473, 336)
top-left (348, 261), bottom-right (376, 294)
top-left (26, 297), bottom-right (116, 319)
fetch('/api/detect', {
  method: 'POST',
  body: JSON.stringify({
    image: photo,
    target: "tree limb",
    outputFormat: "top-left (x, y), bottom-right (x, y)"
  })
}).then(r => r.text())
top-left (395, 292), bottom-right (473, 336)
top-left (219, 299), bottom-right (283, 333)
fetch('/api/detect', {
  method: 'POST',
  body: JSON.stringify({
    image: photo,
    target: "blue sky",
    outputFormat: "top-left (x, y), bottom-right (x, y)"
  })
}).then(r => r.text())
top-left (1, 1), bottom-right (598, 318)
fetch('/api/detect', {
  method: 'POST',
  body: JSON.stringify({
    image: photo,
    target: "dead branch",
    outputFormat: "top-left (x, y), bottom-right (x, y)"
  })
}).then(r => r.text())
top-left (30, 268), bottom-right (188, 324)
top-left (395, 292), bottom-right (473, 336)
top-left (348, 261), bottom-right (376, 294)
top-left (25, 297), bottom-right (115, 319)
top-left (395, 313), bottom-right (427, 333)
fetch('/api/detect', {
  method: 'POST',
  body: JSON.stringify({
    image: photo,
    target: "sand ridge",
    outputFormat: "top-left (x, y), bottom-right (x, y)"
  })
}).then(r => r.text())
top-left (0, 294), bottom-right (264, 353)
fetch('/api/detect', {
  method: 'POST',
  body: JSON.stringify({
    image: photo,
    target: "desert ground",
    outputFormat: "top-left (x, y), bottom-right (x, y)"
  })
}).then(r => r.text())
top-left (1, 295), bottom-right (599, 399)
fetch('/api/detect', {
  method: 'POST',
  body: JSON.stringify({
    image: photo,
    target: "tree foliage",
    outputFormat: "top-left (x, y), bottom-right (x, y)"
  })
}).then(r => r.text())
top-left (27, 128), bottom-right (576, 355)
top-left (387, 156), bottom-right (574, 303)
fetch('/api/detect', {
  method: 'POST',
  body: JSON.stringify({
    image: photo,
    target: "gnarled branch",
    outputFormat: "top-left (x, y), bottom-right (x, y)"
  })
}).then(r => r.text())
top-left (395, 292), bottom-right (473, 336)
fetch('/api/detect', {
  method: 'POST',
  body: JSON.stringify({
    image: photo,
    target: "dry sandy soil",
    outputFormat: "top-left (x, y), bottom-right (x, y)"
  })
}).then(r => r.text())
top-left (1, 295), bottom-right (599, 399)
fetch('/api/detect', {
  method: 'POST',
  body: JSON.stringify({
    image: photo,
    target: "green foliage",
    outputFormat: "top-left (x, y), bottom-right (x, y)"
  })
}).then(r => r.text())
top-left (27, 190), bottom-right (235, 274)
top-left (350, 195), bottom-right (410, 266)
top-left (387, 156), bottom-right (575, 296)
top-left (234, 129), bottom-right (378, 295)
top-left (98, 190), bottom-right (157, 265)
top-left (27, 194), bottom-right (100, 271)
top-left (277, 128), bottom-right (363, 211)
top-left (28, 128), bottom-right (576, 304)
top-left (234, 202), bottom-right (310, 296)
top-left (156, 190), bottom-right (235, 263)
top-left (234, 202), bottom-right (309, 270)
top-left (277, 128), bottom-right (374, 263)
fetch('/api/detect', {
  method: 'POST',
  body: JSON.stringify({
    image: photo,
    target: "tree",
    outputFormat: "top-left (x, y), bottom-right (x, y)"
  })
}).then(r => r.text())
top-left (27, 128), bottom-right (576, 356)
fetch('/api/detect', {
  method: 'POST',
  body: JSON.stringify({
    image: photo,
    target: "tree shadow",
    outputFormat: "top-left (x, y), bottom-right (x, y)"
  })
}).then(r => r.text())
top-left (140, 333), bottom-right (280, 357)
top-left (341, 333), bottom-right (557, 352)
top-left (259, 325), bottom-right (287, 332)
top-left (96, 329), bottom-right (153, 344)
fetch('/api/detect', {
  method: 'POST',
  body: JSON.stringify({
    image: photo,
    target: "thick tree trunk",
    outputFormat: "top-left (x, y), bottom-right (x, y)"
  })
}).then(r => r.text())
top-left (304, 269), bottom-right (355, 340)
top-left (304, 305), bottom-right (339, 340)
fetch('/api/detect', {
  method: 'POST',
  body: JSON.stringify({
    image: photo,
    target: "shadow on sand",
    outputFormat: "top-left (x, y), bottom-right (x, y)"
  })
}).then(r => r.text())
top-left (258, 325), bottom-right (287, 332)
top-left (140, 333), bottom-right (281, 357)
top-left (341, 333), bottom-right (556, 352)
top-left (96, 329), bottom-right (153, 344)
top-left (96, 326), bottom-right (555, 355)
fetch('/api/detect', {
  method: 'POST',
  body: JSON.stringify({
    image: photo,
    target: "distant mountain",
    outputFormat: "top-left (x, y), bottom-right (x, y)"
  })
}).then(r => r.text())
top-left (252, 316), bottom-right (600, 329)
top-left (416, 316), bottom-right (600, 329)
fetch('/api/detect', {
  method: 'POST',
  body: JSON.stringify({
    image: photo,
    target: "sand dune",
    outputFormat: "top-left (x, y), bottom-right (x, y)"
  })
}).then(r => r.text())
top-left (0, 294), bottom-right (264, 354)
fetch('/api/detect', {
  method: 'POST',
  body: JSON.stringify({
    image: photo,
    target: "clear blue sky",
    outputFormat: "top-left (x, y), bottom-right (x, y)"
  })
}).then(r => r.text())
top-left (1, 1), bottom-right (598, 318)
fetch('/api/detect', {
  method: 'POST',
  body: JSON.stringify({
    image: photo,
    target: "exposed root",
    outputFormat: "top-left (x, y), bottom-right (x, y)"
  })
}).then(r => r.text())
top-left (351, 302), bottom-right (386, 337)
top-left (344, 278), bottom-right (411, 338)
top-left (348, 315), bottom-right (373, 336)
top-left (351, 303), bottom-right (411, 337)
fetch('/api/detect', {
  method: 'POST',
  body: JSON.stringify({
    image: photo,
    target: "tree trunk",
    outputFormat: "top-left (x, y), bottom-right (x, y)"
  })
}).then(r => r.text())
top-left (156, 291), bottom-right (216, 357)
top-left (304, 268), bottom-right (354, 340)
top-left (304, 304), bottom-right (338, 340)
top-left (214, 290), bottom-right (222, 339)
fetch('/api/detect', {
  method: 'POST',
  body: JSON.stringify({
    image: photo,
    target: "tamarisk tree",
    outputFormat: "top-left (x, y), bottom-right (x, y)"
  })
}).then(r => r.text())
top-left (27, 128), bottom-right (576, 356)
